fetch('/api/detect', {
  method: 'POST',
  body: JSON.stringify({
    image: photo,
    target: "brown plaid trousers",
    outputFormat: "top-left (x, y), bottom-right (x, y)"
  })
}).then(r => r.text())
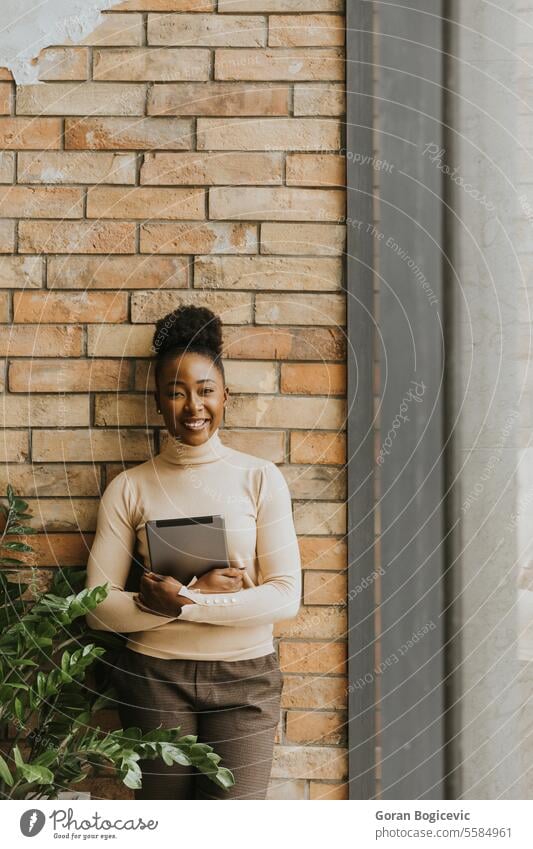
top-left (111, 646), bottom-right (283, 800)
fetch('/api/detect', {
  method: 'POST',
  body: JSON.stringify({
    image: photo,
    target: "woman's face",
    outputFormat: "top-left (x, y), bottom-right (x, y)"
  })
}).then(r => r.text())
top-left (154, 351), bottom-right (228, 444)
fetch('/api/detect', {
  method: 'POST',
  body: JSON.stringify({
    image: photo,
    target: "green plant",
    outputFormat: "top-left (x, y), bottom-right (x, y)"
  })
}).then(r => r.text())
top-left (0, 484), bottom-right (234, 799)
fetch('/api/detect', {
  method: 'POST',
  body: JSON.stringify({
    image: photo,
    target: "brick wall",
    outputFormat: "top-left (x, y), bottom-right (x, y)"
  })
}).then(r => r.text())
top-left (0, 0), bottom-right (348, 800)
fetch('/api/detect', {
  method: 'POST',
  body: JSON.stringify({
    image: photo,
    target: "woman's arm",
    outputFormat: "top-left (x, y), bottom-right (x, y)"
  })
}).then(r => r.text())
top-left (85, 472), bottom-right (180, 633)
top-left (177, 461), bottom-right (302, 627)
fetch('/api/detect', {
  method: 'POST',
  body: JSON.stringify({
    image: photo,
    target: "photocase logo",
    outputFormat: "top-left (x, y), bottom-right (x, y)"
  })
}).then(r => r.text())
top-left (20, 809), bottom-right (46, 837)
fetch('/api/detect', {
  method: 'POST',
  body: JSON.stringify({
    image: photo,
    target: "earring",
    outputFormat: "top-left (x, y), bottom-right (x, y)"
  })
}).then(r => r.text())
top-left (157, 409), bottom-right (161, 413)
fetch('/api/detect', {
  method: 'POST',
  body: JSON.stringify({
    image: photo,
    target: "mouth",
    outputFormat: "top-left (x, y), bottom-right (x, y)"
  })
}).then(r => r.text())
top-left (182, 418), bottom-right (210, 432)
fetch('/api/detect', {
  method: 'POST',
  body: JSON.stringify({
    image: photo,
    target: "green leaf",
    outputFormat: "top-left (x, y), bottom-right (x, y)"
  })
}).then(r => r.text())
top-left (14, 697), bottom-right (24, 722)
top-left (7, 526), bottom-right (36, 535)
top-left (0, 754), bottom-right (14, 787)
top-left (12, 498), bottom-right (29, 512)
top-left (19, 763), bottom-right (54, 785)
top-left (33, 751), bottom-right (58, 768)
top-left (213, 767), bottom-right (234, 790)
top-left (13, 745), bottom-right (24, 769)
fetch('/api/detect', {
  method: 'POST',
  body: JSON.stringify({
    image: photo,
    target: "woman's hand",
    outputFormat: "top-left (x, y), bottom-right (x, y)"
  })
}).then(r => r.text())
top-left (134, 572), bottom-right (194, 618)
top-left (191, 564), bottom-right (244, 594)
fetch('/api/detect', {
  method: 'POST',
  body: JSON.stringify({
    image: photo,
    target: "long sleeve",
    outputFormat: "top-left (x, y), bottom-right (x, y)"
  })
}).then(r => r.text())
top-left (178, 461), bottom-right (302, 627)
top-left (85, 472), bottom-right (179, 633)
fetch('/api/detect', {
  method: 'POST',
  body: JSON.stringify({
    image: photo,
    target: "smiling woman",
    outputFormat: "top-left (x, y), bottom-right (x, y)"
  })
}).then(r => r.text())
top-left (153, 305), bottom-right (228, 444)
top-left (85, 305), bottom-right (302, 801)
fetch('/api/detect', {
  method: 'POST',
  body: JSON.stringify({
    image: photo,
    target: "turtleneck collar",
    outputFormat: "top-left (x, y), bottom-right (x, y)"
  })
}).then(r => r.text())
top-left (158, 426), bottom-right (230, 466)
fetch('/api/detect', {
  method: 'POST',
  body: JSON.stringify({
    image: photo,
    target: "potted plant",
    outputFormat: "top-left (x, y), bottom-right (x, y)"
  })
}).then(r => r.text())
top-left (0, 484), bottom-right (234, 799)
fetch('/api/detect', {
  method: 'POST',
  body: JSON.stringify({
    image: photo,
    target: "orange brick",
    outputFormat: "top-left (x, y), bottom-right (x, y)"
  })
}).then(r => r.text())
top-left (13, 292), bottom-right (128, 324)
top-left (291, 430), bottom-right (346, 465)
top-left (194, 256), bottom-right (341, 289)
top-left (16, 83), bottom-right (146, 116)
top-left (0, 186), bottom-right (83, 218)
top-left (255, 292), bottom-right (345, 325)
top-left (0, 220), bottom-right (15, 253)
top-left (0, 325), bottom-right (83, 357)
top-left (261, 222), bottom-right (345, 255)
top-left (65, 117), bottom-right (193, 150)
top-left (309, 781), bottom-right (348, 800)
top-left (86, 186), bottom-right (205, 219)
top-left (141, 151), bottom-right (283, 185)
top-left (0, 152), bottom-right (14, 182)
top-left (285, 711), bottom-right (346, 744)
top-left (80, 13), bottom-right (144, 46)
top-left (131, 290), bottom-right (252, 324)
top-left (219, 1), bottom-right (343, 9)
top-left (31, 429), bottom-right (153, 463)
top-left (0, 82), bottom-right (12, 114)
top-left (226, 394), bottom-right (343, 429)
top-left (94, 393), bottom-right (164, 427)
top-left (141, 222), bottom-right (257, 254)
top-left (18, 221), bottom-right (136, 254)
top-left (219, 428), bottom-right (284, 461)
top-left (281, 675), bottom-right (346, 710)
top-left (281, 363), bottom-right (346, 395)
top-left (293, 500), bottom-right (346, 536)
top-left (298, 536), bottom-right (346, 570)
top-left (223, 325), bottom-right (345, 360)
top-left (0, 465), bottom-right (100, 498)
top-left (269, 15), bottom-right (345, 47)
top-left (18, 152), bottom-right (136, 184)
top-left (93, 48), bottom-right (210, 81)
top-left (0, 256), bottom-right (42, 288)
top-left (47, 255), bottom-right (189, 290)
top-left (0, 431), bottom-right (30, 462)
top-left (209, 187), bottom-right (344, 220)
top-left (266, 779), bottom-right (305, 800)
top-left (148, 82), bottom-right (288, 116)
top-left (116, 0), bottom-right (214, 8)
top-left (280, 640), bottom-right (346, 674)
top-left (37, 47), bottom-right (89, 81)
top-left (304, 570), bottom-right (347, 605)
top-left (0, 118), bottom-right (62, 149)
top-left (86, 325), bottom-right (153, 357)
top-left (197, 117), bottom-right (340, 150)
top-left (215, 48), bottom-right (344, 81)
top-left (286, 153), bottom-right (346, 187)
top-left (2, 395), bottom-right (89, 427)
top-left (272, 745), bottom-right (347, 781)
top-left (8, 359), bottom-right (131, 393)
top-left (294, 83), bottom-right (345, 116)
top-left (147, 13), bottom-right (266, 46)
top-left (0, 292), bottom-right (9, 321)
top-left (274, 605), bottom-right (346, 642)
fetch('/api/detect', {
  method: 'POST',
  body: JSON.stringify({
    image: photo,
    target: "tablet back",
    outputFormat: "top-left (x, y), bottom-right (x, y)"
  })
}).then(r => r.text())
top-left (145, 514), bottom-right (229, 583)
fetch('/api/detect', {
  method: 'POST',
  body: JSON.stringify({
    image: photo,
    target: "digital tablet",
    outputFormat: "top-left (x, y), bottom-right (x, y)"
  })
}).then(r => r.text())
top-left (145, 514), bottom-right (229, 585)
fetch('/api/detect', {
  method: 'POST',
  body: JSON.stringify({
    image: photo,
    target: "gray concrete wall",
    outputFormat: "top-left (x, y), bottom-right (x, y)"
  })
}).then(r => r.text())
top-left (448, 0), bottom-right (527, 799)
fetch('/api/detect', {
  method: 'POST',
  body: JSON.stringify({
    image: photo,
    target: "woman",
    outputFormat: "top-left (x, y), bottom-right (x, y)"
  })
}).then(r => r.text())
top-left (85, 305), bottom-right (302, 800)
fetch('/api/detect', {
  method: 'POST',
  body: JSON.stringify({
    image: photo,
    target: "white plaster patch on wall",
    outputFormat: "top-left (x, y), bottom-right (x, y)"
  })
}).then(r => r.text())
top-left (0, 0), bottom-right (124, 84)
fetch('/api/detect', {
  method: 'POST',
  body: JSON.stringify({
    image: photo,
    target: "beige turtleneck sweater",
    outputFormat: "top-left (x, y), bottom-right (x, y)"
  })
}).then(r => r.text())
top-left (85, 427), bottom-right (302, 661)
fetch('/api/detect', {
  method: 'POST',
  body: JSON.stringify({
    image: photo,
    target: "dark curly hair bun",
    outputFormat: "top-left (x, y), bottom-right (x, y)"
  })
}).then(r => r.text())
top-left (152, 305), bottom-right (225, 385)
top-left (153, 305), bottom-right (223, 358)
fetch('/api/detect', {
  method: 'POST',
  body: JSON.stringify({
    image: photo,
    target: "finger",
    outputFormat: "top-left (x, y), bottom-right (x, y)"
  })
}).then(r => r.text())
top-left (161, 575), bottom-right (180, 586)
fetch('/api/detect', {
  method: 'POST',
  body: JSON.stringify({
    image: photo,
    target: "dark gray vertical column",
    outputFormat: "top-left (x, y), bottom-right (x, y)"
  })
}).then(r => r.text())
top-left (377, 1), bottom-right (446, 798)
top-left (345, 0), bottom-right (377, 800)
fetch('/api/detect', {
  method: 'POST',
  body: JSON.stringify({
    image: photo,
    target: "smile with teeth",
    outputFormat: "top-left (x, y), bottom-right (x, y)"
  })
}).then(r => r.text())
top-left (183, 419), bottom-right (209, 430)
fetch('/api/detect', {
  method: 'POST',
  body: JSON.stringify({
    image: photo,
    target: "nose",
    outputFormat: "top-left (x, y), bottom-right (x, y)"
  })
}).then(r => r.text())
top-left (184, 393), bottom-right (204, 415)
